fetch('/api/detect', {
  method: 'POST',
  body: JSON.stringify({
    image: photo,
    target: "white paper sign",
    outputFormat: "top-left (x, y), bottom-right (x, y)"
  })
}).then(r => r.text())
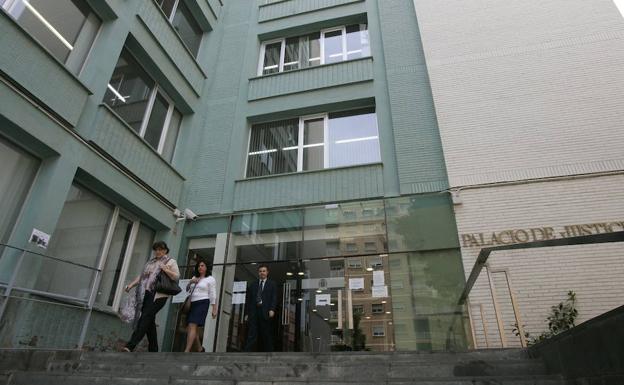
top-left (371, 285), bottom-right (388, 298)
top-left (29, 228), bottom-right (50, 249)
top-left (349, 278), bottom-right (365, 290)
top-left (233, 281), bottom-right (247, 292)
top-left (373, 271), bottom-right (385, 286)
top-left (315, 294), bottom-right (331, 306)
top-left (232, 293), bottom-right (246, 305)
top-left (172, 279), bottom-right (191, 303)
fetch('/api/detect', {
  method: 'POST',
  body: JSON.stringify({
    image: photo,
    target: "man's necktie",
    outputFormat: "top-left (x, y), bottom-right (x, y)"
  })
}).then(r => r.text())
top-left (256, 280), bottom-right (263, 304)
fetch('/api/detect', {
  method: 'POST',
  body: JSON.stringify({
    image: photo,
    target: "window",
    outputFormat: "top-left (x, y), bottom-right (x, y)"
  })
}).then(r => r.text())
top-left (368, 256), bottom-right (383, 269)
top-left (37, 183), bottom-right (155, 308)
top-left (345, 243), bottom-right (358, 252)
top-left (258, 24), bottom-right (369, 76)
top-left (372, 325), bottom-right (385, 337)
top-left (104, 48), bottom-right (182, 161)
top-left (156, 0), bottom-right (204, 57)
top-left (352, 305), bottom-right (364, 315)
top-left (246, 108), bottom-right (380, 177)
top-left (2, 0), bottom-right (101, 74)
top-left (347, 258), bottom-right (362, 269)
top-left (372, 303), bottom-right (384, 314)
top-left (156, 0), bottom-right (203, 56)
top-left (0, 138), bottom-right (39, 248)
top-left (364, 242), bottom-right (377, 252)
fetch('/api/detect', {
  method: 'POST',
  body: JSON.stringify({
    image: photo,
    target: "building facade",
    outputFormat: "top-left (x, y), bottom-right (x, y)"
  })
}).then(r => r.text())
top-left (0, 0), bottom-right (622, 352)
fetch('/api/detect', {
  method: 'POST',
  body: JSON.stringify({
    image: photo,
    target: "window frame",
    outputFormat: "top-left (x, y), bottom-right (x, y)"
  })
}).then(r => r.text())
top-left (1, 0), bottom-right (102, 75)
top-left (257, 37), bottom-right (285, 76)
top-left (94, 205), bottom-right (153, 312)
top-left (257, 24), bottom-right (367, 76)
top-left (105, 48), bottom-right (181, 160)
top-left (157, 0), bottom-right (204, 57)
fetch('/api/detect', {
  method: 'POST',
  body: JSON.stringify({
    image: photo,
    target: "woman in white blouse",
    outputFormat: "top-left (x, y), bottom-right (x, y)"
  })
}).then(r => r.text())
top-left (185, 260), bottom-right (217, 352)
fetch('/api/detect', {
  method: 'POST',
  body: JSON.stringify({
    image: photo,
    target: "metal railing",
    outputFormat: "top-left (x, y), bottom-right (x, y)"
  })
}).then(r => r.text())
top-left (448, 231), bottom-right (624, 349)
top-left (0, 243), bottom-right (102, 349)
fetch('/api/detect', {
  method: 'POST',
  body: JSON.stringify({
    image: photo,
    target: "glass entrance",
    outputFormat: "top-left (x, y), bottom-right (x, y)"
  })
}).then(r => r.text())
top-left (224, 255), bottom-right (395, 352)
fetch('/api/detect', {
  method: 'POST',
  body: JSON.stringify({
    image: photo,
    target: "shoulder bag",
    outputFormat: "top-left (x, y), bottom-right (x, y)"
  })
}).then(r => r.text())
top-left (155, 260), bottom-right (182, 295)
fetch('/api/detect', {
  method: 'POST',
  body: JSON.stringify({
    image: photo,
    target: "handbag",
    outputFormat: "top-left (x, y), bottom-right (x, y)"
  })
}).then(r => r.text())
top-left (155, 270), bottom-right (182, 295)
top-left (181, 279), bottom-right (198, 315)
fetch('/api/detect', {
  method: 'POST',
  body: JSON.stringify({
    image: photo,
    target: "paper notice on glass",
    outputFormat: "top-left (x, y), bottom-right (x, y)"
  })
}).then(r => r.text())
top-left (172, 279), bottom-right (190, 303)
top-left (232, 281), bottom-right (247, 293)
top-left (232, 293), bottom-right (246, 305)
top-left (29, 228), bottom-right (50, 249)
top-left (371, 285), bottom-right (388, 298)
top-left (349, 278), bottom-right (365, 290)
top-left (315, 294), bottom-right (331, 306)
top-left (373, 271), bottom-right (385, 286)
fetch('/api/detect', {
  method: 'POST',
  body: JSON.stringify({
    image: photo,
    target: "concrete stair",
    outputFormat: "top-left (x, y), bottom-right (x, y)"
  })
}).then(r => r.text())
top-left (0, 349), bottom-right (564, 385)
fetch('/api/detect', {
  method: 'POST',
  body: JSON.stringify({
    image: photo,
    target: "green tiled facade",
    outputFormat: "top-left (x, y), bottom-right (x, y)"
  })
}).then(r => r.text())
top-left (0, 0), bottom-right (465, 352)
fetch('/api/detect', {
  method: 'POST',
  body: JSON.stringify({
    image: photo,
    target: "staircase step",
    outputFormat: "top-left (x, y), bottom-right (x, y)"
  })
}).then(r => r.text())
top-left (8, 372), bottom-right (564, 385)
top-left (47, 359), bottom-right (547, 379)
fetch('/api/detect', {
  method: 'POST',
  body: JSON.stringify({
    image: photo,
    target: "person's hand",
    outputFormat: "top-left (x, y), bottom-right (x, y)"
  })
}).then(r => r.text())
top-left (268, 310), bottom-right (275, 318)
top-left (212, 309), bottom-right (218, 319)
top-left (190, 277), bottom-right (199, 284)
top-left (124, 284), bottom-right (132, 292)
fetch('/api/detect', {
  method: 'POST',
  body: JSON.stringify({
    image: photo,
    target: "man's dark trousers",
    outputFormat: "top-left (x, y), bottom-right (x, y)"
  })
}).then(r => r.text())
top-left (244, 279), bottom-right (277, 352)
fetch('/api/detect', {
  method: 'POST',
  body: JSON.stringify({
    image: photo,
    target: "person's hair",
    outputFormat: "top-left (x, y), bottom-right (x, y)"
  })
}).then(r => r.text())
top-left (258, 264), bottom-right (269, 271)
top-left (193, 260), bottom-right (212, 277)
top-left (152, 241), bottom-right (169, 254)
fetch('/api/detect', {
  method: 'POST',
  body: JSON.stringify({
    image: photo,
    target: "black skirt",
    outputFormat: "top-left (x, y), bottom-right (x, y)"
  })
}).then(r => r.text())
top-left (187, 299), bottom-right (210, 326)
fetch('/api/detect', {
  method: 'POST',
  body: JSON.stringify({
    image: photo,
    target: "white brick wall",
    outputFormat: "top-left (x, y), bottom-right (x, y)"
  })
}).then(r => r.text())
top-left (455, 175), bottom-right (624, 347)
top-left (413, 0), bottom-right (624, 187)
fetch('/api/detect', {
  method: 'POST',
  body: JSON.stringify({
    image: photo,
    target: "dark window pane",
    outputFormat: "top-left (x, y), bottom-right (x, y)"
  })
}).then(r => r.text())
top-left (307, 32), bottom-right (321, 67)
top-left (162, 109), bottom-right (182, 162)
top-left (104, 49), bottom-right (154, 132)
top-left (262, 42), bottom-right (281, 75)
top-left (247, 119), bottom-right (299, 177)
top-left (156, 0), bottom-right (176, 18)
top-left (283, 37), bottom-right (300, 71)
top-left (303, 146), bottom-right (323, 171)
top-left (304, 118), bottom-right (324, 144)
top-left (172, 1), bottom-right (203, 56)
top-left (143, 92), bottom-right (169, 151)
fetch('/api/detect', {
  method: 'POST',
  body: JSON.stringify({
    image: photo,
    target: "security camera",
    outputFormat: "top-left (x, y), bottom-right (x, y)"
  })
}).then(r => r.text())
top-left (183, 208), bottom-right (198, 221)
top-left (173, 208), bottom-right (198, 222)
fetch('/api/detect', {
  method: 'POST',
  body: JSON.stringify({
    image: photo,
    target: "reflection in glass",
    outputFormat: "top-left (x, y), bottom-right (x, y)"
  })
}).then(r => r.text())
top-left (229, 210), bottom-right (303, 264)
top-left (303, 118), bottom-right (324, 171)
top-left (2, 0), bottom-right (101, 74)
top-left (328, 108), bottom-right (380, 168)
top-left (104, 49), bottom-right (155, 132)
top-left (143, 92), bottom-right (169, 150)
top-left (346, 24), bottom-right (370, 60)
top-left (385, 194), bottom-right (460, 253)
top-left (303, 200), bottom-right (387, 259)
top-left (162, 109), bottom-right (182, 162)
top-left (388, 250), bottom-right (468, 351)
top-left (172, 0), bottom-right (203, 56)
top-left (323, 29), bottom-right (344, 64)
top-left (96, 216), bottom-right (132, 307)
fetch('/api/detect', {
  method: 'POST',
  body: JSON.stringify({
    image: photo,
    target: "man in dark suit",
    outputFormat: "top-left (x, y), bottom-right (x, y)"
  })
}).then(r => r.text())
top-left (244, 264), bottom-right (277, 352)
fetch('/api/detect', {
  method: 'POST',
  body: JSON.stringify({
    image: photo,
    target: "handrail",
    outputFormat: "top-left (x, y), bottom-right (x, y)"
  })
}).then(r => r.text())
top-left (0, 242), bottom-right (101, 272)
top-left (448, 231), bottom-right (624, 349)
top-left (457, 231), bottom-right (624, 306)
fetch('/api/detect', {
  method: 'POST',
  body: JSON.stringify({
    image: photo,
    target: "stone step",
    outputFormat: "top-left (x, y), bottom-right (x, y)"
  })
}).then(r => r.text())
top-left (47, 359), bottom-right (548, 379)
top-left (8, 372), bottom-right (565, 385)
top-left (79, 348), bottom-right (531, 363)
